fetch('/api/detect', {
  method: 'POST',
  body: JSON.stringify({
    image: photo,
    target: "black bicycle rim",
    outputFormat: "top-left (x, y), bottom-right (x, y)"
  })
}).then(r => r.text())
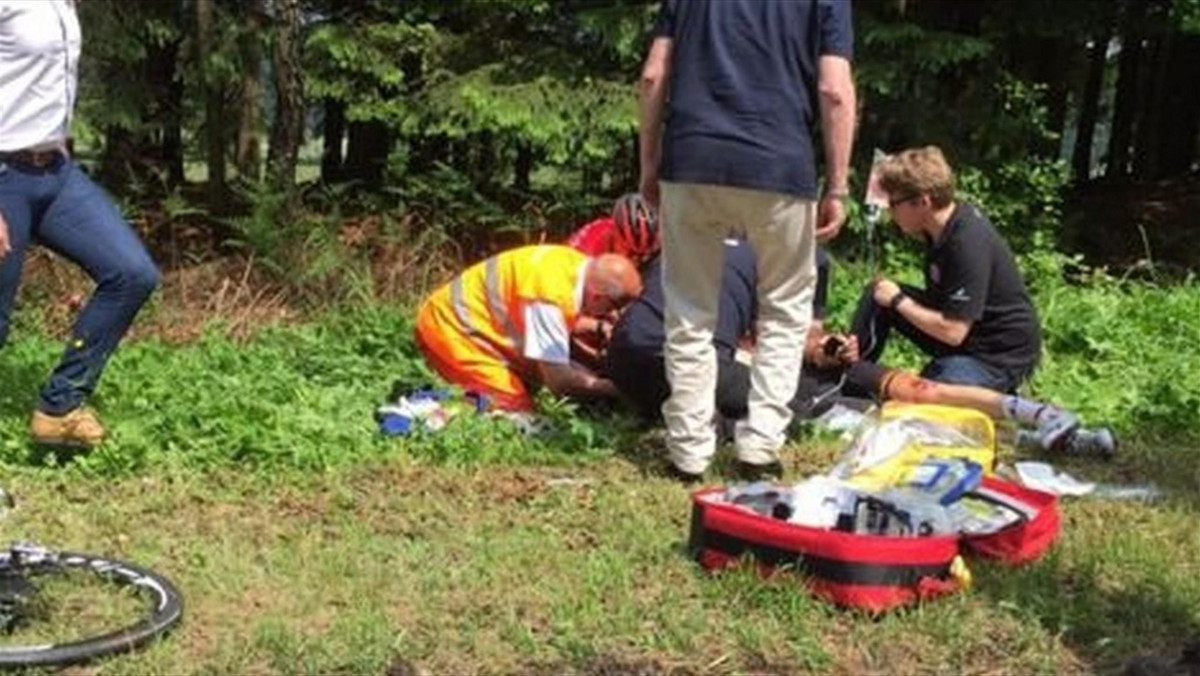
top-left (0, 551), bottom-right (183, 668)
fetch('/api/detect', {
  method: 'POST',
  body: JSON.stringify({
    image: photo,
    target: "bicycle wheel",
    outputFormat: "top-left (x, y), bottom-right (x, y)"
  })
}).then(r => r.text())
top-left (0, 547), bottom-right (183, 667)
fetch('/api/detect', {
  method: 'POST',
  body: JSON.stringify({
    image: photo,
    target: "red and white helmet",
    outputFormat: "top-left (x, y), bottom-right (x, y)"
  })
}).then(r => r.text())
top-left (610, 192), bottom-right (660, 262)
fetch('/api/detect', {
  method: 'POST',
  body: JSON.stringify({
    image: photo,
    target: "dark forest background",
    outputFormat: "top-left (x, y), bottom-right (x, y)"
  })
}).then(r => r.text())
top-left (69, 0), bottom-right (1200, 277)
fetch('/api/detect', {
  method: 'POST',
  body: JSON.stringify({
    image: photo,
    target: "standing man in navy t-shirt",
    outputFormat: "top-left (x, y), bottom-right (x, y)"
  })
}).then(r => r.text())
top-left (638, 0), bottom-right (857, 482)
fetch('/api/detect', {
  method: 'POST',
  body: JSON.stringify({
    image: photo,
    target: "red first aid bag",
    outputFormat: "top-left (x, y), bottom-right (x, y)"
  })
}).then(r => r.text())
top-left (960, 476), bottom-right (1060, 565)
top-left (688, 476), bottom-right (1060, 613)
top-left (689, 489), bottom-right (964, 613)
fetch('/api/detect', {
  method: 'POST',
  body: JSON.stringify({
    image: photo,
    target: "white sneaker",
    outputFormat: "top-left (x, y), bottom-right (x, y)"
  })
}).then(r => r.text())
top-left (1035, 411), bottom-right (1079, 451)
top-left (1064, 426), bottom-right (1117, 460)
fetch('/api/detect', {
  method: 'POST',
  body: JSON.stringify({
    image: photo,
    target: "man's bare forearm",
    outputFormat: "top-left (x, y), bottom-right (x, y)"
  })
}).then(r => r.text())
top-left (639, 38), bottom-right (672, 191)
top-left (817, 55), bottom-right (856, 193)
top-left (893, 297), bottom-right (970, 346)
top-left (538, 362), bottom-right (619, 401)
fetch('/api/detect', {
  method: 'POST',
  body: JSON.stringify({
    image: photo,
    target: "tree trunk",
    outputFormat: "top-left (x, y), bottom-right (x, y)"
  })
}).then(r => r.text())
top-left (1133, 33), bottom-right (1169, 179)
top-left (474, 131), bottom-right (496, 191)
top-left (162, 65), bottom-right (185, 187)
top-left (268, 0), bottom-right (304, 199)
top-left (1156, 35), bottom-right (1200, 176)
top-left (343, 121), bottom-right (391, 187)
top-left (1042, 40), bottom-right (1072, 158)
top-left (320, 98), bottom-right (346, 182)
top-left (235, 0), bottom-right (266, 181)
top-left (513, 142), bottom-right (533, 193)
top-left (1130, 0), bottom-right (1174, 179)
top-left (196, 0), bottom-right (227, 206)
top-left (1106, 0), bottom-right (1147, 179)
top-left (98, 125), bottom-right (136, 191)
top-left (145, 22), bottom-right (184, 188)
top-left (408, 132), bottom-right (445, 177)
top-left (1073, 29), bottom-right (1111, 182)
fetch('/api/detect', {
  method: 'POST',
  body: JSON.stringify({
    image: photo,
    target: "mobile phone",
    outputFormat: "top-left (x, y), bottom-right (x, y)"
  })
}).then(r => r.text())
top-left (822, 336), bottom-right (845, 357)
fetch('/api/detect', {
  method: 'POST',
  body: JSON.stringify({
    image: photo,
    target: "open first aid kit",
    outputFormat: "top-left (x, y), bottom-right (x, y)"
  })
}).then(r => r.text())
top-left (688, 405), bottom-right (1060, 613)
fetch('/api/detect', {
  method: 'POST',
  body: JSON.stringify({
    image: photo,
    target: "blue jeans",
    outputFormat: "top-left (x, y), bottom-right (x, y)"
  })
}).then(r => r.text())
top-left (0, 155), bottom-right (159, 415)
top-left (918, 354), bottom-right (1015, 391)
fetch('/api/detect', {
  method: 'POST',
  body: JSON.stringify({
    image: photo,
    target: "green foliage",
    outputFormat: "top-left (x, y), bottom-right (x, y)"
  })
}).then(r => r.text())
top-left (1030, 256), bottom-right (1200, 434)
top-left (1175, 0), bottom-right (1200, 33)
top-left (305, 20), bottom-right (437, 126)
top-left (302, 0), bottom-right (644, 238)
top-left (422, 65), bottom-right (636, 165)
top-left (853, 8), bottom-right (1058, 172)
top-left (399, 162), bottom-right (514, 232)
top-left (223, 182), bottom-right (292, 271)
top-left (0, 303), bottom-right (640, 475)
top-left (957, 157), bottom-right (1071, 253)
top-left (857, 21), bottom-right (993, 97)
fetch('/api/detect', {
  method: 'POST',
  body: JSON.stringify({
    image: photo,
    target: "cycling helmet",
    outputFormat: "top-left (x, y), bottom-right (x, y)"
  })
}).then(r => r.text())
top-left (611, 192), bottom-right (660, 261)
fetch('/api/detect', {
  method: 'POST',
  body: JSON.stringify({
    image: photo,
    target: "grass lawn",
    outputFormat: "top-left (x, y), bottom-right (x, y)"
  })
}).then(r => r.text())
top-left (0, 441), bottom-right (1197, 674)
top-left (0, 301), bottom-right (1197, 674)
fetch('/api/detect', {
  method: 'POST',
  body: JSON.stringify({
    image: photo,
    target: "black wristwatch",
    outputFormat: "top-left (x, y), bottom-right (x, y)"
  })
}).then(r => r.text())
top-left (888, 291), bottom-right (908, 311)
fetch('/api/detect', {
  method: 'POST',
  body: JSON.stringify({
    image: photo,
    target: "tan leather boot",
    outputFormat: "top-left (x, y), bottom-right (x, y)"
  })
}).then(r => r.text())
top-left (29, 407), bottom-right (106, 448)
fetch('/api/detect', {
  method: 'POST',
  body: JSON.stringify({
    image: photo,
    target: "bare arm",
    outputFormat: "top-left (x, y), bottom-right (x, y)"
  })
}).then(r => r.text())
top-left (893, 297), bottom-right (972, 346)
top-left (638, 36), bottom-right (673, 210)
top-left (815, 54), bottom-right (856, 242)
top-left (535, 361), bottom-right (620, 401)
top-left (873, 279), bottom-right (970, 346)
top-left (803, 319), bottom-right (827, 363)
top-left (0, 211), bottom-right (9, 261)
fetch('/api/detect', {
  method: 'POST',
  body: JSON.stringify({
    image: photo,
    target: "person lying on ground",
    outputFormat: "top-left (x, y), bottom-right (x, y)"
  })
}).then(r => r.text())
top-left (567, 192), bottom-right (661, 265)
top-left (606, 238), bottom-right (831, 423)
top-left (851, 146), bottom-right (1040, 393)
top-left (415, 245), bottom-right (642, 411)
top-left (604, 241), bottom-right (1114, 480)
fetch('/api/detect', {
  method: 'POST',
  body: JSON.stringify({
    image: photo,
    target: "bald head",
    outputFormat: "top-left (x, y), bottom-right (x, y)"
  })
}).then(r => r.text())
top-left (583, 254), bottom-right (643, 318)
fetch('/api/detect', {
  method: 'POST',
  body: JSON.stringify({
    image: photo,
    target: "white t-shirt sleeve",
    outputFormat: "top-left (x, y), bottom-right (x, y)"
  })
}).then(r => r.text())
top-left (523, 302), bottom-right (572, 365)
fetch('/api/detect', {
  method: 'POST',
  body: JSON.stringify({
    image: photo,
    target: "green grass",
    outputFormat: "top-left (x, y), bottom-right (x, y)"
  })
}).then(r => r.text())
top-left (0, 276), bottom-right (1196, 672)
top-left (0, 303), bottom-right (630, 475)
top-left (0, 448), bottom-right (1196, 674)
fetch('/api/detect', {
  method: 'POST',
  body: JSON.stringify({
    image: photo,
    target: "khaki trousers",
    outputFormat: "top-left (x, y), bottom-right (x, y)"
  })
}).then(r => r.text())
top-left (660, 182), bottom-right (817, 473)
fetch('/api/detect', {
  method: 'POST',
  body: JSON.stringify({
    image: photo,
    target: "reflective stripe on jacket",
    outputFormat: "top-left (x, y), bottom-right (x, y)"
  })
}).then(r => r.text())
top-left (419, 245), bottom-right (588, 375)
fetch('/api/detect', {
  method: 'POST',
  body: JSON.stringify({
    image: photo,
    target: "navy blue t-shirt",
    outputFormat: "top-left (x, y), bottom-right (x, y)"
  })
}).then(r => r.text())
top-left (653, 0), bottom-right (854, 198)
top-left (608, 242), bottom-right (830, 361)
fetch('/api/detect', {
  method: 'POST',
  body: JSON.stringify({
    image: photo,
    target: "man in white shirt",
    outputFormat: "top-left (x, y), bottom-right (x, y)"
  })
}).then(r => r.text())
top-left (1, 0), bottom-right (160, 447)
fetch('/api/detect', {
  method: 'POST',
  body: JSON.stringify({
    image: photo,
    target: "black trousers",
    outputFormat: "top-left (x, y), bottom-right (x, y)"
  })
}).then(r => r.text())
top-left (606, 345), bottom-right (878, 423)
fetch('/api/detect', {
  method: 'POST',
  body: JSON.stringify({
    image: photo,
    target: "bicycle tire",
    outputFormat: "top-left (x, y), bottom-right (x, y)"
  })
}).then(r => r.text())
top-left (0, 550), bottom-right (183, 668)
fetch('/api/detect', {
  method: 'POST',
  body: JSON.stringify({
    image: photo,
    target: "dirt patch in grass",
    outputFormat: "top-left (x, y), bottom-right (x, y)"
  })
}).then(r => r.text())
top-left (384, 654), bottom-right (423, 676)
top-left (523, 652), bottom-right (691, 676)
top-left (19, 250), bottom-right (298, 343)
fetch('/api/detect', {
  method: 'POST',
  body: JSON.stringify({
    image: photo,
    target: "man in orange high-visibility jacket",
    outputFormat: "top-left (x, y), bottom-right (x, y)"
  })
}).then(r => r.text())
top-left (415, 245), bottom-right (643, 411)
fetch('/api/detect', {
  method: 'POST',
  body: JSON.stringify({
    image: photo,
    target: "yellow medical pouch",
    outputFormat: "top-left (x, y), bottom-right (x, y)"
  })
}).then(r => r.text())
top-left (841, 402), bottom-right (996, 490)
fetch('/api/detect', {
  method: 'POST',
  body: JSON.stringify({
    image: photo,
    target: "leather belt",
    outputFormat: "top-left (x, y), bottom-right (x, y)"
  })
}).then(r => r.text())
top-left (0, 149), bottom-right (63, 169)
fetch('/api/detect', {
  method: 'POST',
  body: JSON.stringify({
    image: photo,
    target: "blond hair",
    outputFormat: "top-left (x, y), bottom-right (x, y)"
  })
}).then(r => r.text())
top-left (877, 146), bottom-right (956, 209)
